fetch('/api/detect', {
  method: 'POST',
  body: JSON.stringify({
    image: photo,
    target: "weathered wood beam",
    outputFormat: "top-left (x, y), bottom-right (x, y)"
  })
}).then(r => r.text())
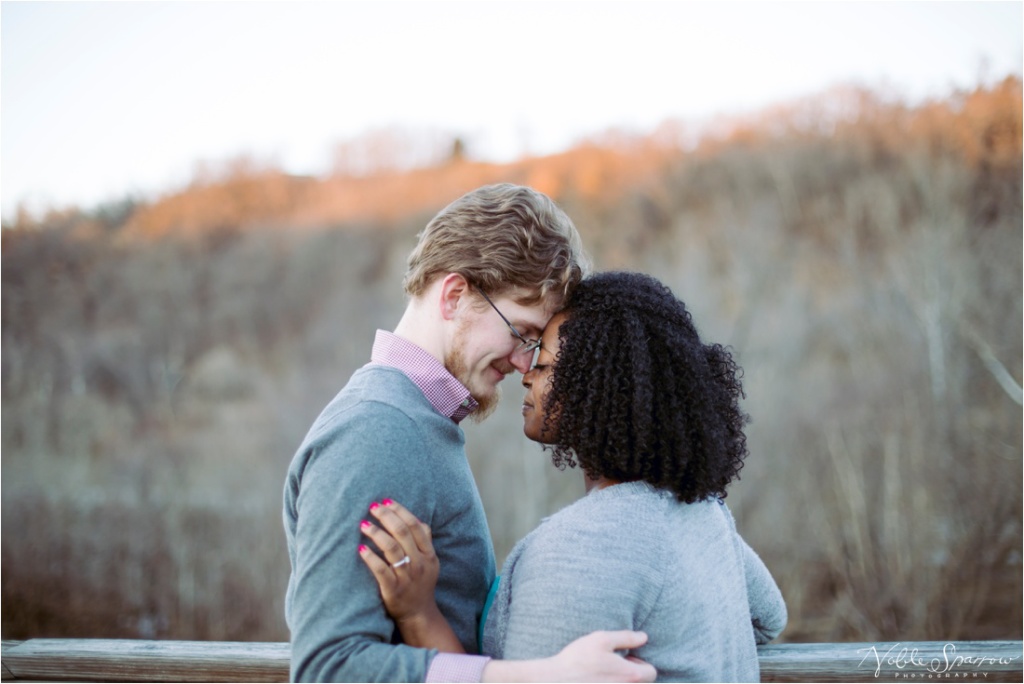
top-left (2, 638), bottom-right (1022, 682)
top-left (1, 639), bottom-right (289, 682)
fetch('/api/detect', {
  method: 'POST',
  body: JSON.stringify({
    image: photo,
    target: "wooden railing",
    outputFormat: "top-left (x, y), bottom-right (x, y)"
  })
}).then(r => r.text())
top-left (2, 639), bottom-right (1022, 682)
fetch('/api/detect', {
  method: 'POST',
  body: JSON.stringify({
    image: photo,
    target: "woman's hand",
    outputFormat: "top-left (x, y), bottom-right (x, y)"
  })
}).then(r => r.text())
top-left (358, 499), bottom-right (464, 652)
top-left (359, 499), bottom-right (439, 621)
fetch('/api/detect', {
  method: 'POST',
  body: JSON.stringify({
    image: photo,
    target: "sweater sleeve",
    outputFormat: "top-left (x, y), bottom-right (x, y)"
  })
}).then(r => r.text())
top-left (739, 537), bottom-right (788, 644)
top-left (286, 401), bottom-right (439, 682)
top-left (498, 505), bottom-right (662, 661)
top-left (719, 503), bottom-right (788, 644)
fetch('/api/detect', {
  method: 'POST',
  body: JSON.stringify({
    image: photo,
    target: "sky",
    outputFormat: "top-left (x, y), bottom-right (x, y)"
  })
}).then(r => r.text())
top-left (2, 0), bottom-right (1021, 220)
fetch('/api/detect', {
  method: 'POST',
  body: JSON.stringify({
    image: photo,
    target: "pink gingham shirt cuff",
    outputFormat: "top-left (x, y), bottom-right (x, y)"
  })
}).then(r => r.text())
top-left (425, 653), bottom-right (491, 683)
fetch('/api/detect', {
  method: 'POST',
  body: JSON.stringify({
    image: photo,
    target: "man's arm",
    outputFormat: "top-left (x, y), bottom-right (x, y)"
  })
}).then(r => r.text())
top-left (481, 632), bottom-right (655, 683)
top-left (286, 403), bottom-right (438, 682)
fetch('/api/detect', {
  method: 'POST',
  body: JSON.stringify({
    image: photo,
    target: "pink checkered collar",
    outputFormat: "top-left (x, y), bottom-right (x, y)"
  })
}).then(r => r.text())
top-left (370, 330), bottom-right (478, 424)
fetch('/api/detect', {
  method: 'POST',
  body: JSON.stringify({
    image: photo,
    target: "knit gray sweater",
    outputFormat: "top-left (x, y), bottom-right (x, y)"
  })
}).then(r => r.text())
top-left (284, 365), bottom-right (495, 682)
top-left (482, 481), bottom-right (787, 682)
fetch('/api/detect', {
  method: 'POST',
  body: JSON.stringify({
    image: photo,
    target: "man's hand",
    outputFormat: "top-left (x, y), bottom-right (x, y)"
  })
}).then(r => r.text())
top-left (482, 630), bottom-right (657, 682)
top-left (548, 631), bottom-right (657, 683)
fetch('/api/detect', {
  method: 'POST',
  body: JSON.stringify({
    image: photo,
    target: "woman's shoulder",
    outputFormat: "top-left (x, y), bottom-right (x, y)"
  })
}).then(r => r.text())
top-left (540, 484), bottom-right (733, 544)
top-left (529, 483), bottom-right (673, 547)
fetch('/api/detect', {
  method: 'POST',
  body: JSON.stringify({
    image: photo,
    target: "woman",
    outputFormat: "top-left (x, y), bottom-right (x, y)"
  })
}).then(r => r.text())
top-left (360, 271), bottom-right (787, 681)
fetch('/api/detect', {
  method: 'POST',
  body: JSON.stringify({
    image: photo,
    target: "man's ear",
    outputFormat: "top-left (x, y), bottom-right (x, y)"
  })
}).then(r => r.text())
top-left (438, 273), bottom-right (470, 321)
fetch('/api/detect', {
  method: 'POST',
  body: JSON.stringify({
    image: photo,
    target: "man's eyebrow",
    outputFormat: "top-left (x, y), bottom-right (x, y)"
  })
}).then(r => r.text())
top-left (519, 322), bottom-right (546, 338)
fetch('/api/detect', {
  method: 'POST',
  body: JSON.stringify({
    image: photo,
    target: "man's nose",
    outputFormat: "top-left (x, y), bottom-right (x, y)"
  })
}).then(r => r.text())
top-left (509, 348), bottom-right (533, 375)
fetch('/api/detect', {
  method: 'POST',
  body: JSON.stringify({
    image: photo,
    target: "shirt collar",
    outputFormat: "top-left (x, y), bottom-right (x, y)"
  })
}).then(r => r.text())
top-left (370, 330), bottom-right (478, 423)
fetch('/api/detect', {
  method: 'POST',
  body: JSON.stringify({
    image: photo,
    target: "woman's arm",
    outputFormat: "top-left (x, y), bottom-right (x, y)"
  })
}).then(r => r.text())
top-left (738, 537), bottom-right (788, 643)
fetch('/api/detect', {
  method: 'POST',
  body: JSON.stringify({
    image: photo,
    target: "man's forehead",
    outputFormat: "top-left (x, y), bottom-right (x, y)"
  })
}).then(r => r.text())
top-left (500, 290), bottom-right (559, 332)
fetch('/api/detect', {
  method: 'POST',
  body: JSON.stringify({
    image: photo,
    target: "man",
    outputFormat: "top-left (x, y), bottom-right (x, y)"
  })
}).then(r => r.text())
top-left (284, 184), bottom-right (655, 682)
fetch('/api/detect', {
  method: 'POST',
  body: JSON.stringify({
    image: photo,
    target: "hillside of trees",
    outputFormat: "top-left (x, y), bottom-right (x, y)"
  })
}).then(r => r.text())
top-left (3, 77), bottom-right (1021, 643)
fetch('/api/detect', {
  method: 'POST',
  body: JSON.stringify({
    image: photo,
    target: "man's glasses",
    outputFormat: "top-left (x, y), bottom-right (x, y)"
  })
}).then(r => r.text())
top-left (476, 288), bottom-right (543, 356)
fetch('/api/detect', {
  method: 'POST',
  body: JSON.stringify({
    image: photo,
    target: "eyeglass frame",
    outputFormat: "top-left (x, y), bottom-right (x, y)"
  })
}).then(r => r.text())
top-left (475, 287), bottom-right (543, 355)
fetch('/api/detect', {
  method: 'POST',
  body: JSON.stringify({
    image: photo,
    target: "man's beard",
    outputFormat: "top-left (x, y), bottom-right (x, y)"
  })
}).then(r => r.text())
top-left (446, 327), bottom-right (500, 423)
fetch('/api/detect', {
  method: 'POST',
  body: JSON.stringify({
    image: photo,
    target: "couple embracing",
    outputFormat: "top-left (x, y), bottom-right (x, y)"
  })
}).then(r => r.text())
top-left (283, 184), bottom-right (787, 682)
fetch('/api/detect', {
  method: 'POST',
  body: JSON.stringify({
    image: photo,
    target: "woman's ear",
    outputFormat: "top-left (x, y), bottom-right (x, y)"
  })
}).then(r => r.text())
top-left (438, 273), bottom-right (470, 321)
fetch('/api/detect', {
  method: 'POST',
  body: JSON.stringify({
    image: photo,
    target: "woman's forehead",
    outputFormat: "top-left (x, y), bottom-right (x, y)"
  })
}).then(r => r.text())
top-left (541, 312), bottom-right (569, 348)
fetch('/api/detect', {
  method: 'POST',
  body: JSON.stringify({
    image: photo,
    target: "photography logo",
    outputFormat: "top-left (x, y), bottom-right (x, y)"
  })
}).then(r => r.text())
top-left (858, 643), bottom-right (1021, 679)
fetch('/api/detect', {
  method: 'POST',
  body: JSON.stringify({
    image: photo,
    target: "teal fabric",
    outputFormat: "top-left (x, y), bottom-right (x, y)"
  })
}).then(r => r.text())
top-left (284, 365), bottom-right (496, 682)
top-left (478, 575), bottom-right (501, 652)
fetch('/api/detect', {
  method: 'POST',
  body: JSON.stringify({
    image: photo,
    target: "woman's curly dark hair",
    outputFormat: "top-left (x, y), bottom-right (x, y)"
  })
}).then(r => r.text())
top-left (543, 271), bottom-right (749, 503)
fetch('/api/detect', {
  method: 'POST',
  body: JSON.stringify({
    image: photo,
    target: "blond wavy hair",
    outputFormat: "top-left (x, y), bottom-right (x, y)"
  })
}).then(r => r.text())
top-left (403, 184), bottom-right (590, 308)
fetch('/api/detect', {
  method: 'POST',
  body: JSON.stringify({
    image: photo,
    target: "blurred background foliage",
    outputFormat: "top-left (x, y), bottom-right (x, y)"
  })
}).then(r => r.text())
top-left (2, 78), bottom-right (1021, 644)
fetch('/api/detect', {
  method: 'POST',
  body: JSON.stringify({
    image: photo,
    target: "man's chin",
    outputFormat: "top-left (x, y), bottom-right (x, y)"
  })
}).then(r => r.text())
top-left (444, 334), bottom-right (501, 423)
top-left (468, 385), bottom-right (500, 423)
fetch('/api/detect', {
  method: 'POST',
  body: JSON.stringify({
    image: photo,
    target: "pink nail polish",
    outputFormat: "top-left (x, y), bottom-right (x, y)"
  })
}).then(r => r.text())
top-left (382, 498), bottom-right (394, 506)
top-left (358, 545), bottom-right (368, 553)
top-left (369, 502), bottom-right (380, 511)
top-left (360, 520), bottom-right (371, 528)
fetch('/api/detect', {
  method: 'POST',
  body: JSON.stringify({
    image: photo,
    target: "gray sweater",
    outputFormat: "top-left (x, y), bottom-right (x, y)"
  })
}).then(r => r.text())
top-left (284, 365), bottom-right (495, 682)
top-left (482, 481), bottom-right (787, 682)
